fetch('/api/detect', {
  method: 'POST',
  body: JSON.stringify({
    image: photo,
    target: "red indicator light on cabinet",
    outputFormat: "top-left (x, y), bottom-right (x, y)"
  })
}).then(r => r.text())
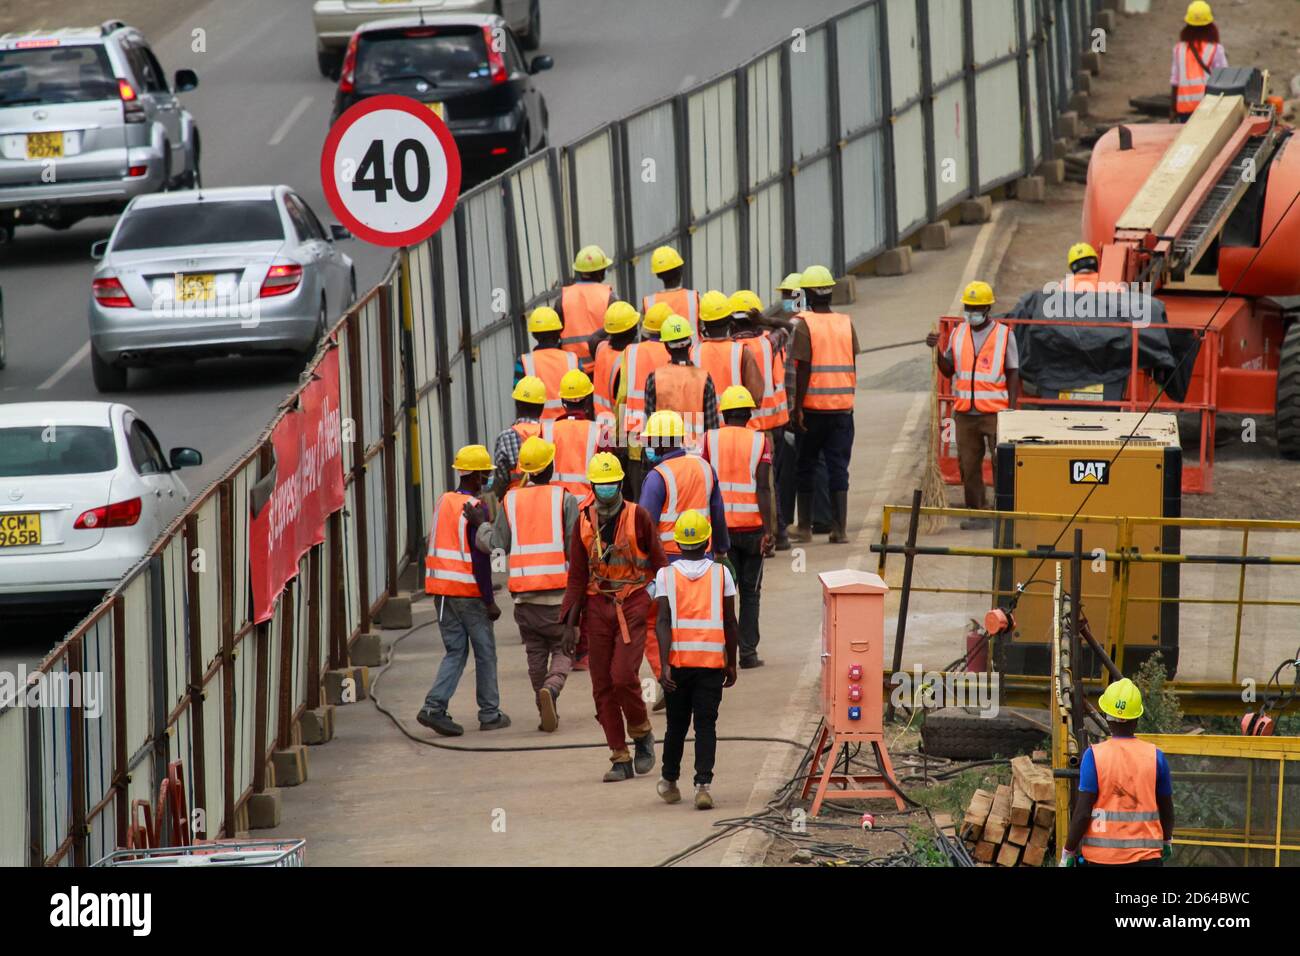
top-left (848, 664), bottom-right (863, 681)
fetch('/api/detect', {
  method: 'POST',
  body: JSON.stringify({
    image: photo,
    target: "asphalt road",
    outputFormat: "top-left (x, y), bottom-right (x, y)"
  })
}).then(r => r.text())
top-left (0, 0), bottom-right (860, 658)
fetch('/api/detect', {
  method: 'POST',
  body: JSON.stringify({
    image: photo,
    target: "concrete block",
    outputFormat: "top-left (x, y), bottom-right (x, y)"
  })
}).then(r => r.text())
top-left (1057, 110), bottom-right (1081, 139)
top-left (919, 220), bottom-right (951, 251)
top-left (1070, 91), bottom-right (1090, 116)
top-left (874, 246), bottom-right (913, 277)
top-left (1014, 176), bottom-right (1046, 203)
top-left (300, 705), bottom-right (335, 745)
top-left (1096, 9), bottom-right (1116, 31)
top-left (246, 789), bottom-right (282, 830)
top-left (378, 594), bottom-right (413, 630)
top-left (1053, 138), bottom-right (1073, 161)
top-left (271, 745), bottom-right (309, 786)
top-left (350, 631), bottom-right (385, 667)
top-left (1081, 51), bottom-right (1102, 75)
top-left (830, 275), bottom-right (856, 306)
top-left (1075, 71), bottom-right (1092, 94)
top-left (959, 196), bottom-right (993, 224)
top-left (1037, 159), bottom-right (1065, 186)
top-left (324, 666), bottom-right (370, 704)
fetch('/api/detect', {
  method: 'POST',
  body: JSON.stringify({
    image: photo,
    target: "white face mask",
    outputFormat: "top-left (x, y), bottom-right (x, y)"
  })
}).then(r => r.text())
top-left (964, 311), bottom-right (989, 327)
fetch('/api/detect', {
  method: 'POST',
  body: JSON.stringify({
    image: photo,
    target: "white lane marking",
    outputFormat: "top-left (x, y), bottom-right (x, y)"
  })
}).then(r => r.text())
top-left (722, 0), bottom-right (743, 18)
top-left (38, 342), bottom-right (90, 391)
top-left (678, 74), bottom-right (697, 91)
top-left (269, 95), bottom-right (314, 147)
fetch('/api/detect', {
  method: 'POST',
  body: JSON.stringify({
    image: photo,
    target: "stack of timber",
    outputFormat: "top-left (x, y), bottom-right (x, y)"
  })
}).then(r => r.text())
top-left (960, 757), bottom-right (1056, 867)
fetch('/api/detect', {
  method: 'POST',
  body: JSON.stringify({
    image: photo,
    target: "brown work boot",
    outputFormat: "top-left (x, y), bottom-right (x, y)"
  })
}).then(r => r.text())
top-left (829, 491), bottom-right (849, 544)
top-left (536, 687), bottom-right (558, 733)
top-left (790, 492), bottom-right (814, 543)
top-left (694, 784), bottom-right (714, 810)
top-left (657, 779), bottom-right (682, 804)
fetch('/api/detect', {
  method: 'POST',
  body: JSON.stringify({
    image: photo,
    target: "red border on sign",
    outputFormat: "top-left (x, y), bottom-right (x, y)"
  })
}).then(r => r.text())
top-left (320, 93), bottom-right (462, 248)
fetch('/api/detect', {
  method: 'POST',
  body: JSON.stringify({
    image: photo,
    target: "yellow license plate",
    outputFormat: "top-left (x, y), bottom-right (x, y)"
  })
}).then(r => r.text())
top-left (0, 513), bottom-right (41, 547)
top-left (26, 131), bottom-right (63, 159)
top-left (427, 102), bottom-right (444, 119)
top-left (176, 273), bottom-right (216, 302)
top-left (1062, 383), bottom-right (1105, 402)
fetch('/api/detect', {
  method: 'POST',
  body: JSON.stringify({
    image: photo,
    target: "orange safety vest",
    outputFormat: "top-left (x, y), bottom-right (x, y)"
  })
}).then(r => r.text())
top-left (520, 348), bottom-right (578, 420)
top-left (705, 426), bottom-right (764, 531)
top-left (665, 563), bottom-right (727, 669)
top-left (1081, 737), bottom-right (1165, 865)
top-left (950, 322), bottom-right (1011, 414)
top-left (642, 288), bottom-right (700, 325)
top-left (580, 501), bottom-right (653, 644)
top-left (737, 332), bottom-right (788, 429)
top-left (1063, 271), bottom-right (1099, 292)
top-left (591, 340), bottom-right (623, 418)
top-left (543, 417), bottom-right (599, 498)
top-left (424, 491), bottom-right (481, 597)
top-left (693, 339), bottom-right (745, 397)
top-left (560, 282), bottom-right (612, 368)
top-left (506, 420), bottom-right (542, 490)
top-left (1174, 41), bottom-right (1220, 115)
top-left (502, 483), bottom-right (569, 593)
top-left (652, 453), bottom-right (716, 555)
top-left (800, 311), bottom-right (856, 411)
top-left (653, 363), bottom-right (710, 450)
top-left (621, 340), bottom-right (670, 446)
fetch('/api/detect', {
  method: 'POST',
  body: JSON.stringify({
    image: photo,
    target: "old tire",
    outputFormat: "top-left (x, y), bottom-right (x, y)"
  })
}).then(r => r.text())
top-left (1276, 321), bottom-right (1300, 459)
top-left (919, 708), bottom-right (1047, 760)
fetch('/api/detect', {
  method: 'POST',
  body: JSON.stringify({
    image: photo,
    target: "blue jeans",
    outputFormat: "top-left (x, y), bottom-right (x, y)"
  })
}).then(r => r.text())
top-left (423, 596), bottom-right (502, 723)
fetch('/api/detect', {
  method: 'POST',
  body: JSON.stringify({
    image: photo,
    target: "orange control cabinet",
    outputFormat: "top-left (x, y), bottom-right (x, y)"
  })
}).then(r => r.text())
top-left (819, 569), bottom-right (887, 736)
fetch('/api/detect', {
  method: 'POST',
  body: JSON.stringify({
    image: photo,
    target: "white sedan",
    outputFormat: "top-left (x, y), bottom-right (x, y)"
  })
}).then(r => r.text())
top-left (0, 402), bottom-right (201, 614)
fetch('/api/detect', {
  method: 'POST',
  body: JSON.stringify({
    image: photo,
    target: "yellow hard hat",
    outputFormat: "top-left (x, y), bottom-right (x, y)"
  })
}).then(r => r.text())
top-left (1185, 1), bottom-right (1213, 26)
top-left (517, 435), bottom-right (556, 475)
top-left (658, 313), bottom-right (694, 345)
top-left (776, 272), bottom-right (804, 292)
top-left (673, 510), bottom-right (712, 546)
top-left (512, 375), bottom-right (548, 405)
top-left (1067, 242), bottom-right (1098, 269)
top-left (587, 451), bottom-right (625, 483)
top-left (452, 444), bottom-right (493, 472)
top-left (799, 265), bottom-right (835, 289)
top-left (643, 409), bottom-right (685, 440)
top-left (603, 300), bottom-right (640, 334)
top-left (719, 384), bottom-right (756, 412)
top-left (528, 306), bottom-right (562, 334)
top-left (699, 290), bottom-right (733, 323)
top-left (559, 368), bottom-right (594, 401)
top-left (573, 244), bottom-right (613, 273)
top-left (650, 245), bottom-right (685, 275)
top-left (730, 290), bottom-right (763, 315)
top-left (960, 280), bottom-right (995, 307)
top-left (1098, 678), bottom-right (1145, 721)
top-left (643, 301), bottom-right (674, 333)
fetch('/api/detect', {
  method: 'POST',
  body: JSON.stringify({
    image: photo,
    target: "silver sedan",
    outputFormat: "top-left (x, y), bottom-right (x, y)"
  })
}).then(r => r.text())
top-left (87, 185), bottom-right (355, 392)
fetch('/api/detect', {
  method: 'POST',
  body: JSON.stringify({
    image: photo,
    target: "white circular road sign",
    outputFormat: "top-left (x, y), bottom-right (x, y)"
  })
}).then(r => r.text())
top-left (320, 94), bottom-right (462, 247)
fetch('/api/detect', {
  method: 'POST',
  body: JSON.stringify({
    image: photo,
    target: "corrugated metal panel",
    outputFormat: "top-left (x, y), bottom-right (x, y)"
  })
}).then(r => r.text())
top-left (509, 153), bottom-right (561, 306)
top-left (418, 392), bottom-right (442, 519)
top-left (366, 459), bottom-right (384, 600)
top-left (687, 77), bottom-right (738, 219)
top-left (747, 181), bottom-right (784, 304)
top-left (746, 50), bottom-right (782, 185)
top-left (162, 536), bottom-right (186, 712)
top-left (892, 102), bottom-right (928, 236)
top-left (122, 574), bottom-right (151, 761)
top-left (0, 706), bottom-right (26, 865)
top-left (886, 0), bottom-right (921, 104)
top-left (462, 187), bottom-right (513, 341)
top-left (974, 0), bottom-right (1019, 63)
top-left (408, 239), bottom-right (437, 390)
top-left (933, 80), bottom-right (970, 208)
top-left (789, 27), bottom-right (830, 161)
top-left (624, 103), bottom-right (679, 252)
top-left (836, 3), bottom-right (884, 135)
top-left (197, 496), bottom-right (220, 672)
top-left (570, 129), bottom-right (620, 281)
top-left (1026, 42), bottom-right (1043, 165)
top-left (81, 616), bottom-right (114, 843)
top-left (232, 464), bottom-right (251, 632)
top-left (39, 659), bottom-right (70, 858)
top-left (794, 156), bottom-right (834, 270)
top-left (690, 209), bottom-right (740, 295)
top-left (976, 60), bottom-right (1024, 188)
top-left (343, 482), bottom-right (360, 638)
top-left (842, 130), bottom-right (888, 264)
top-left (927, 0), bottom-right (966, 83)
top-left (201, 670), bottom-right (221, 839)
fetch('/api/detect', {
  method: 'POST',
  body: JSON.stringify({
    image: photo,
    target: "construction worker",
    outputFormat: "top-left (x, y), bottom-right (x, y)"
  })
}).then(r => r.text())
top-left (492, 375), bottom-right (547, 494)
top-left (704, 386), bottom-right (772, 668)
top-left (561, 452), bottom-right (668, 782)
top-left (654, 510), bottom-right (739, 810)
top-left (925, 281), bottom-right (1021, 530)
top-left (1065, 242), bottom-right (1100, 290)
top-left (1171, 2), bottom-right (1227, 123)
top-left (1061, 679), bottom-right (1175, 867)
top-left (481, 436), bottom-right (579, 733)
top-left (591, 300), bottom-right (639, 441)
top-left (694, 290), bottom-right (764, 404)
top-left (642, 245), bottom-right (700, 324)
top-left (644, 314), bottom-right (717, 451)
top-left (790, 265), bottom-right (859, 544)
top-left (516, 306), bottom-right (578, 421)
top-left (775, 272), bottom-right (804, 317)
top-left (557, 244), bottom-right (614, 372)
top-left (419, 445), bottom-right (510, 737)
top-left (768, 277), bottom-right (806, 550)
top-left (618, 302), bottom-right (673, 496)
top-left (544, 369), bottom-right (603, 500)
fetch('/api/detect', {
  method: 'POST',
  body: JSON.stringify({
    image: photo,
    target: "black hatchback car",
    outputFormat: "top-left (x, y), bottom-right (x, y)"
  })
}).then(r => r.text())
top-left (331, 13), bottom-right (551, 184)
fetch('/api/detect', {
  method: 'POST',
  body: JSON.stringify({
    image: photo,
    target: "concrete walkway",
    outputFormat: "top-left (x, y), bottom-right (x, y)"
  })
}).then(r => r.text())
top-left (261, 208), bottom-right (1018, 866)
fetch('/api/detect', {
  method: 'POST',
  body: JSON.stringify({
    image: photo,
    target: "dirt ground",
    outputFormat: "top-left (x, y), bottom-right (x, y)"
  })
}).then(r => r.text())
top-left (994, 0), bottom-right (1300, 520)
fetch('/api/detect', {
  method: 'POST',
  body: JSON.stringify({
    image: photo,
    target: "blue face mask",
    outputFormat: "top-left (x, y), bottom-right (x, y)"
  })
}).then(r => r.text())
top-left (781, 299), bottom-right (797, 314)
top-left (593, 483), bottom-right (621, 502)
top-left (643, 448), bottom-right (660, 465)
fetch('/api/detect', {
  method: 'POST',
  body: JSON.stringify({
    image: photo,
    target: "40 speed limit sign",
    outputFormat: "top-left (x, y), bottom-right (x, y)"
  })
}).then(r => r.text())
top-left (320, 94), bottom-right (462, 247)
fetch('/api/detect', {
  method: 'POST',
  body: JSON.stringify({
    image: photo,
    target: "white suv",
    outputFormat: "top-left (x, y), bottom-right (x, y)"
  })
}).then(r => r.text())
top-left (0, 21), bottom-right (201, 244)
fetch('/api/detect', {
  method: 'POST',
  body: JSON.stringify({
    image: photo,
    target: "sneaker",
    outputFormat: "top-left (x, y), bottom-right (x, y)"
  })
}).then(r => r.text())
top-left (603, 761), bottom-right (635, 782)
top-left (632, 730), bottom-right (656, 775)
top-left (537, 687), bottom-right (558, 733)
top-left (740, 657), bottom-right (765, 669)
top-left (417, 708), bottom-right (463, 737)
top-left (694, 784), bottom-right (714, 810)
top-left (657, 779), bottom-right (682, 804)
top-left (479, 712), bottom-right (512, 732)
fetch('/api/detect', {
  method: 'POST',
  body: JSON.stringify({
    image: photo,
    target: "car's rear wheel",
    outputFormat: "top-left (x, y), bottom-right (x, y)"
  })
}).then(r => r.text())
top-left (91, 348), bottom-right (127, 392)
top-left (317, 48), bottom-right (342, 80)
top-left (520, 0), bottom-right (541, 50)
top-left (182, 136), bottom-right (202, 190)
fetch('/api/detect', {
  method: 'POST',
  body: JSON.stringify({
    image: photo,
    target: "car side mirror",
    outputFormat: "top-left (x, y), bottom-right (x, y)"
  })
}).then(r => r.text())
top-left (330, 223), bottom-right (352, 241)
top-left (90, 239), bottom-right (109, 260)
top-left (169, 447), bottom-right (202, 469)
top-left (528, 55), bottom-right (553, 75)
top-left (173, 69), bottom-right (198, 93)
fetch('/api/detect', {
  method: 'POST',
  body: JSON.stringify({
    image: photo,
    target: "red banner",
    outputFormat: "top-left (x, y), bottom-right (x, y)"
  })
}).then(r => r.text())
top-left (250, 348), bottom-right (346, 624)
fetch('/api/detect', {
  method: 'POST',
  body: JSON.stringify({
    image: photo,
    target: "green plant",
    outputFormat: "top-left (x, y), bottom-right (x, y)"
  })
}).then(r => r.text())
top-left (908, 824), bottom-right (950, 867)
top-left (1134, 653), bottom-right (1183, 735)
top-left (909, 764), bottom-right (1012, 819)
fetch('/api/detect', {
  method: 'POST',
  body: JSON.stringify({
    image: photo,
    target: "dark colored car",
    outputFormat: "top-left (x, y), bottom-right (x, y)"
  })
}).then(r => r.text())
top-left (331, 13), bottom-right (551, 184)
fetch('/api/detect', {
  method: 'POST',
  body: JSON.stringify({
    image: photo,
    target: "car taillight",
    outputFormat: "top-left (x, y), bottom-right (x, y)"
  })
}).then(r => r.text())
top-left (338, 33), bottom-right (359, 93)
top-left (119, 78), bottom-right (146, 123)
top-left (74, 497), bottom-right (142, 530)
top-left (127, 164), bottom-right (147, 177)
top-left (93, 277), bottom-right (133, 308)
top-left (259, 262), bottom-right (302, 298)
top-left (482, 25), bottom-right (508, 85)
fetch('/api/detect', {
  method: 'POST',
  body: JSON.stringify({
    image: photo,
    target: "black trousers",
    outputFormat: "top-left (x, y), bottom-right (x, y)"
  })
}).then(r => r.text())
top-left (729, 529), bottom-right (764, 663)
top-left (777, 426), bottom-right (832, 528)
top-left (796, 411), bottom-right (854, 494)
top-left (661, 666), bottom-right (725, 785)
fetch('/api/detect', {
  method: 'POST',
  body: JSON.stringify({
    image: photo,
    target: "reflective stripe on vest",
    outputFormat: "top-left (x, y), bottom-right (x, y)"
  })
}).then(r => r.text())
top-left (1081, 738), bottom-right (1165, 865)
top-left (1174, 41), bottom-right (1219, 114)
top-left (800, 311), bottom-right (856, 411)
top-left (643, 288), bottom-right (700, 325)
top-left (740, 333), bottom-right (788, 430)
top-left (693, 339), bottom-right (743, 395)
top-left (655, 454), bottom-right (715, 553)
top-left (653, 363), bottom-right (710, 449)
top-left (666, 563), bottom-right (726, 668)
top-left (705, 426), bottom-right (764, 531)
top-left (622, 340), bottom-right (670, 445)
top-left (425, 491), bottom-right (480, 597)
top-left (951, 322), bottom-right (1010, 414)
top-left (580, 501), bottom-right (651, 598)
top-left (521, 348), bottom-right (578, 419)
top-left (503, 484), bottom-right (569, 593)
top-left (543, 417), bottom-right (599, 498)
top-left (592, 340), bottom-right (622, 416)
top-left (560, 283), bottom-right (612, 364)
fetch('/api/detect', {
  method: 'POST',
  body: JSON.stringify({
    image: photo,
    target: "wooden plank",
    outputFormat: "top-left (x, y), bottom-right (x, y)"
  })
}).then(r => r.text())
top-left (1008, 825), bottom-right (1031, 846)
top-left (974, 841), bottom-right (998, 863)
top-left (1012, 756), bottom-right (1054, 804)
top-left (963, 789), bottom-right (994, 827)
top-left (1010, 782), bottom-right (1033, 827)
top-left (1034, 802), bottom-right (1056, 829)
top-left (984, 785), bottom-right (1013, 844)
top-left (1022, 842), bottom-right (1048, 867)
top-left (1029, 824), bottom-right (1053, 848)
top-left (996, 841), bottom-right (1023, 867)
